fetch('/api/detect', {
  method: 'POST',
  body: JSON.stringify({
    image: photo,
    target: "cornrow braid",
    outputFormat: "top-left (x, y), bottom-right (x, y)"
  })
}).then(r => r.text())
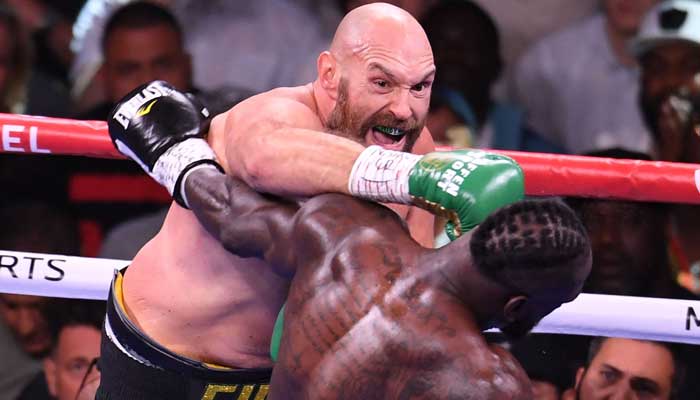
top-left (470, 198), bottom-right (590, 293)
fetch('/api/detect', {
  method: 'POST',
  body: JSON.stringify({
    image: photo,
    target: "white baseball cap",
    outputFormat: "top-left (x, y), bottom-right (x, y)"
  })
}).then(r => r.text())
top-left (631, 0), bottom-right (700, 57)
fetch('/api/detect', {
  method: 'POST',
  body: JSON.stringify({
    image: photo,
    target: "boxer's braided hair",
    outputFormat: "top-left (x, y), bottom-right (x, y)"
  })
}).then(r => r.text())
top-left (470, 198), bottom-right (590, 293)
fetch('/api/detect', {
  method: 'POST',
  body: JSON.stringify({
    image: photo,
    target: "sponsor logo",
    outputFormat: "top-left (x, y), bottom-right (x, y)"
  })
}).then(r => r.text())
top-left (688, 306), bottom-right (699, 331)
top-left (136, 99), bottom-right (158, 117)
top-left (432, 151), bottom-right (487, 197)
top-left (200, 384), bottom-right (269, 400)
top-left (0, 254), bottom-right (64, 281)
top-left (112, 82), bottom-right (172, 129)
top-left (1, 125), bottom-right (50, 153)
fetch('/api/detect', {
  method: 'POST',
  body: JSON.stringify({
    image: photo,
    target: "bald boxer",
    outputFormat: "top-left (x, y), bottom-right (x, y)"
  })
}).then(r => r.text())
top-left (177, 167), bottom-right (591, 399)
top-left (102, 4), bottom-right (523, 399)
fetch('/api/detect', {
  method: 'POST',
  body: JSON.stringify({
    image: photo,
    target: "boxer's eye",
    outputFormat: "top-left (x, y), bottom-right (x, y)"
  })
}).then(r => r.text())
top-left (374, 80), bottom-right (390, 89)
top-left (412, 81), bottom-right (431, 92)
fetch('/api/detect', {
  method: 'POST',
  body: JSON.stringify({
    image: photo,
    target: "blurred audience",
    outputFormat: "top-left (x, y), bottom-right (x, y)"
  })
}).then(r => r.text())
top-left (565, 337), bottom-right (682, 400)
top-left (513, 0), bottom-right (657, 154)
top-left (24, 1), bottom-right (84, 118)
top-left (17, 299), bottom-right (105, 400)
top-left (78, 1), bottom-right (192, 120)
top-left (0, 294), bottom-right (49, 399)
top-left (0, 202), bottom-right (81, 400)
top-left (475, 0), bottom-right (599, 97)
top-left (422, 0), bottom-right (562, 152)
top-left (0, 5), bottom-right (30, 114)
top-left (340, 0), bottom-right (437, 19)
top-left (633, 0), bottom-right (700, 293)
top-left (514, 147), bottom-right (698, 397)
top-left (568, 149), bottom-right (697, 299)
top-left (70, 0), bottom-right (328, 109)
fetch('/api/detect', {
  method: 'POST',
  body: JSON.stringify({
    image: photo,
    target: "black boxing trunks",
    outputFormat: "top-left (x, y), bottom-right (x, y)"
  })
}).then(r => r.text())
top-left (96, 270), bottom-right (271, 400)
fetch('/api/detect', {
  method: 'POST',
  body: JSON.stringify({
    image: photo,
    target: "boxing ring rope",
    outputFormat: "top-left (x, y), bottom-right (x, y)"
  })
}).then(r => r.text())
top-left (2, 113), bottom-right (700, 203)
top-left (2, 113), bottom-right (700, 345)
top-left (1, 249), bottom-right (698, 345)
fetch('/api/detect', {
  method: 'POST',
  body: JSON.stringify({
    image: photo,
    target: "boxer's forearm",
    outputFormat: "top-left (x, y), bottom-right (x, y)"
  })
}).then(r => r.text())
top-left (226, 126), bottom-right (363, 198)
top-left (184, 167), bottom-right (297, 273)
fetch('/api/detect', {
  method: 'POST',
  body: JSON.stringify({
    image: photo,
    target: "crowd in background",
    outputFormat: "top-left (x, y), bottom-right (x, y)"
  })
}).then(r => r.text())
top-left (0, 0), bottom-right (699, 399)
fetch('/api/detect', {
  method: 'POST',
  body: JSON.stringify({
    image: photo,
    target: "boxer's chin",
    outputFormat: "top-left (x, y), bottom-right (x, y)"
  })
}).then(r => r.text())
top-left (365, 127), bottom-right (407, 151)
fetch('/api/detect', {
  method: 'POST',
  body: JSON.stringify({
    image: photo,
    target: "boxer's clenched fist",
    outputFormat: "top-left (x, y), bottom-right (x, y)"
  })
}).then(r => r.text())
top-left (108, 80), bottom-right (222, 207)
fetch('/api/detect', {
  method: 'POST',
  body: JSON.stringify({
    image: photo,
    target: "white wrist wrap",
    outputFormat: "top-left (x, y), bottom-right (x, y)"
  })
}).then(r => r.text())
top-left (152, 138), bottom-right (218, 195)
top-left (348, 145), bottom-right (420, 204)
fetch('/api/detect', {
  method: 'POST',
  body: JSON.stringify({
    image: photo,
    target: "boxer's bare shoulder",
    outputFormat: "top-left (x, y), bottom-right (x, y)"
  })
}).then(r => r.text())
top-left (208, 84), bottom-right (323, 169)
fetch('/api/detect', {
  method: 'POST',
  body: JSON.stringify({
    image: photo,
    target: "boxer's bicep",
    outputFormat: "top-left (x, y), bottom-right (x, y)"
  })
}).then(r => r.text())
top-left (184, 167), bottom-right (298, 273)
top-left (223, 97), bottom-right (364, 197)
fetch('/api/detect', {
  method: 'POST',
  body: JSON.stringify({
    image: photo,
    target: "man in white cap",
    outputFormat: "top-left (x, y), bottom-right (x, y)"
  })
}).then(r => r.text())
top-left (630, 3), bottom-right (700, 398)
top-left (632, 0), bottom-right (700, 295)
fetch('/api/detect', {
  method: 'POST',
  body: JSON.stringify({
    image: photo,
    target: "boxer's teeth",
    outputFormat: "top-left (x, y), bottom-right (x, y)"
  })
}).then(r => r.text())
top-left (374, 126), bottom-right (405, 137)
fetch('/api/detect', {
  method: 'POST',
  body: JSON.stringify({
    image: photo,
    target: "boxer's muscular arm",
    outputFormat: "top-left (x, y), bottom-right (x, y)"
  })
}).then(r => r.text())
top-left (223, 95), bottom-right (364, 197)
top-left (184, 167), bottom-right (300, 277)
top-left (224, 94), bottom-right (436, 247)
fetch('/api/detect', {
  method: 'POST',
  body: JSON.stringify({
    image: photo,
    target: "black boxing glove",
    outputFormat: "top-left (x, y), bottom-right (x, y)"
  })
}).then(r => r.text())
top-left (108, 80), bottom-right (223, 208)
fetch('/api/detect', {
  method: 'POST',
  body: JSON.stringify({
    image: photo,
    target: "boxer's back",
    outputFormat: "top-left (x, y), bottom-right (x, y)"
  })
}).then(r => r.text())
top-left (271, 195), bottom-right (532, 399)
top-left (121, 85), bottom-right (316, 368)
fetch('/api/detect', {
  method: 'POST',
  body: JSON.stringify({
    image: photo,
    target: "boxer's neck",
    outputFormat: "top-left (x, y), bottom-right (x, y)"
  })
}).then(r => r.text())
top-left (312, 80), bottom-right (334, 129)
top-left (422, 243), bottom-right (509, 326)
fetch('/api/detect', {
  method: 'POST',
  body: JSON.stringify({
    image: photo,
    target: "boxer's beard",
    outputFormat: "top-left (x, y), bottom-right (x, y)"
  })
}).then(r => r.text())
top-left (326, 78), bottom-right (424, 152)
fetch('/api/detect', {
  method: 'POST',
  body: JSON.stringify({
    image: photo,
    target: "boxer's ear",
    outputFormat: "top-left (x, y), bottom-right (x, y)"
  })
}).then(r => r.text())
top-left (317, 51), bottom-right (339, 97)
top-left (43, 357), bottom-right (58, 397)
top-left (574, 366), bottom-right (585, 390)
top-left (503, 295), bottom-right (528, 322)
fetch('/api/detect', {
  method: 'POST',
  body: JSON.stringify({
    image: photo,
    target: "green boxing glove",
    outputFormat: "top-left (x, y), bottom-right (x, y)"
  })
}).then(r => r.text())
top-left (409, 150), bottom-right (524, 239)
top-left (348, 147), bottom-right (524, 240)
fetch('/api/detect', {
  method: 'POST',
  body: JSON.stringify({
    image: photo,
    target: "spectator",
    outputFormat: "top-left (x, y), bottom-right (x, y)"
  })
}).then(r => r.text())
top-left (0, 3), bottom-right (78, 206)
top-left (78, 1), bottom-right (192, 120)
top-left (340, 0), bottom-right (438, 19)
top-left (422, 0), bottom-right (562, 153)
top-left (0, 5), bottom-right (30, 113)
top-left (474, 0), bottom-right (599, 98)
top-left (568, 149), bottom-right (697, 299)
top-left (71, 0), bottom-right (328, 108)
top-left (17, 299), bottom-right (105, 400)
top-left (633, 0), bottom-right (700, 294)
top-left (513, 148), bottom-right (696, 396)
top-left (0, 202), bottom-right (81, 399)
top-left (0, 294), bottom-right (50, 400)
top-left (24, 1), bottom-right (85, 118)
top-left (513, 0), bottom-right (658, 154)
top-left (568, 337), bottom-right (683, 400)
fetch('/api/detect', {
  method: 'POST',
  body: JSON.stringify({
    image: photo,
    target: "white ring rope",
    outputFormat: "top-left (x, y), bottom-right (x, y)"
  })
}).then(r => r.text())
top-left (1, 249), bottom-right (699, 345)
top-left (0, 250), bottom-right (127, 300)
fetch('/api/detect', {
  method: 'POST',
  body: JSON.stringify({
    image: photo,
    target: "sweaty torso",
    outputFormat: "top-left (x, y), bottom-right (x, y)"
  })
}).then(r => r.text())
top-left (122, 86), bottom-right (318, 368)
top-left (270, 195), bottom-right (529, 399)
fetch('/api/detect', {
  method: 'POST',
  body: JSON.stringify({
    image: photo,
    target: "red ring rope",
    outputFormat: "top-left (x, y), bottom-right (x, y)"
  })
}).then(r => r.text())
top-left (1, 112), bottom-right (699, 204)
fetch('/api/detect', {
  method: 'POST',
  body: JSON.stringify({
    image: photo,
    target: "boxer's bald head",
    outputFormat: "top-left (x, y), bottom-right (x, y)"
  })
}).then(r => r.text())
top-left (315, 2), bottom-right (434, 152)
top-left (330, 3), bottom-right (431, 62)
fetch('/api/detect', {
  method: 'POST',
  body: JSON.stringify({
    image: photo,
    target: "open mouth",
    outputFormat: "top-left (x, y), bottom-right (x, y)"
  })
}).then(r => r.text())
top-left (370, 125), bottom-right (407, 147)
